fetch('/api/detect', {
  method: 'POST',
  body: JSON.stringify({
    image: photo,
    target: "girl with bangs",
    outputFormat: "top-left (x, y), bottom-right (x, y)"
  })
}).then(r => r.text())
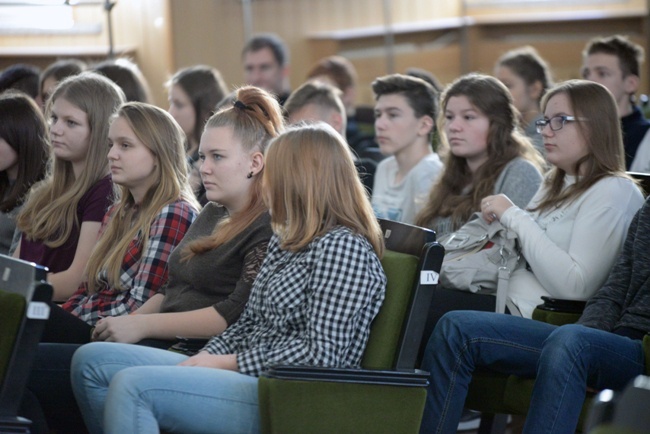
top-left (0, 92), bottom-right (49, 255)
top-left (71, 123), bottom-right (387, 434)
top-left (39, 102), bottom-right (199, 344)
top-left (15, 72), bottom-right (124, 302)
top-left (415, 73), bottom-right (545, 239)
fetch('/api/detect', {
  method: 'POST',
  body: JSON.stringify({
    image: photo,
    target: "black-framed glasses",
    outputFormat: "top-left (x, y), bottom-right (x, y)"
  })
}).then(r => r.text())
top-left (535, 115), bottom-right (583, 134)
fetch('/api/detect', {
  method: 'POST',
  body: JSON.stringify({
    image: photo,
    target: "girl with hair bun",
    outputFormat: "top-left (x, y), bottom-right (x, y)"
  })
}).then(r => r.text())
top-left (24, 87), bottom-right (284, 432)
top-left (91, 86), bottom-right (279, 347)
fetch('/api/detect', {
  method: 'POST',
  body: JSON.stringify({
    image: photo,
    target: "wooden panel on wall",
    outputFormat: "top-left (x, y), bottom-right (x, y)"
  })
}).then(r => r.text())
top-left (464, 13), bottom-right (648, 93)
top-left (0, 0), bottom-right (173, 107)
top-left (169, 0), bottom-right (461, 105)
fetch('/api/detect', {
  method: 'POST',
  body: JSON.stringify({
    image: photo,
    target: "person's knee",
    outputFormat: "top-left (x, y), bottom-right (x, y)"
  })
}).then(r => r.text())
top-left (541, 324), bottom-right (593, 364)
top-left (71, 343), bottom-right (97, 379)
top-left (72, 342), bottom-right (112, 366)
top-left (71, 342), bottom-right (114, 388)
top-left (110, 368), bottom-right (142, 399)
top-left (424, 311), bottom-right (472, 358)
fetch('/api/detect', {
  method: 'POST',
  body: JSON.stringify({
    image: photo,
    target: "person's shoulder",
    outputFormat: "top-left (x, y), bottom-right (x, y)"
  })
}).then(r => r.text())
top-left (593, 174), bottom-right (639, 190)
top-left (198, 202), bottom-right (227, 219)
top-left (241, 211), bottom-right (273, 243)
top-left (376, 156), bottom-right (397, 171)
top-left (158, 198), bottom-right (199, 222)
top-left (315, 226), bottom-right (373, 253)
top-left (501, 157), bottom-right (542, 179)
top-left (586, 175), bottom-right (644, 205)
top-left (506, 156), bottom-right (540, 172)
top-left (83, 175), bottom-right (113, 199)
top-left (419, 153), bottom-right (443, 170)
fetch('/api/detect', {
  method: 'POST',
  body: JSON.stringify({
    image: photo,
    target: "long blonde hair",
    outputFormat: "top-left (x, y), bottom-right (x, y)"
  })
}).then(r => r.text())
top-left (416, 73), bottom-right (544, 230)
top-left (17, 72), bottom-right (125, 247)
top-left (86, 102), bottom-right (199, 292)
top-left (264, 123), bottom-right (384, 256)
top-left (183, 86), bottom-right (283, 259)
top-left (531, 80), bottom-right (629, 213)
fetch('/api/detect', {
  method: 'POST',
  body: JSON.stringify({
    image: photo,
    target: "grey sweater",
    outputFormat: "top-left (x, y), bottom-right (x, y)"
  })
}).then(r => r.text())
top-left (578, 196), bottom-right (650, 336)
top-left (159, 202), bottom-right (273, 325)
top-left (429, 157), bottom-right (542, 238)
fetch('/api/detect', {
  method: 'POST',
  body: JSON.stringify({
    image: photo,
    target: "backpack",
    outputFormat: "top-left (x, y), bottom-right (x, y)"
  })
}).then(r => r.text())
top-left (438, 212), bottom-right (522, 313)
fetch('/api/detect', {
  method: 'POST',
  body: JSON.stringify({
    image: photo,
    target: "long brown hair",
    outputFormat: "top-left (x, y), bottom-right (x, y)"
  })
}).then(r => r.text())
top-left (530, 80), bottom-right (629, 213)
top-left (0, 92), bottom-right (49, 213)
top-left (183, 86), bottom-right (283, 259)
top-left (17, 72), bottom-right (125, 247)
top-left (416, 73), bottom-right (543, 230)
top-left (86, 102), bottom-right (199, 292)
top-left (167, 65), bottom-right (228, 147)
top-left (264, 123), bottom-right (384, 256)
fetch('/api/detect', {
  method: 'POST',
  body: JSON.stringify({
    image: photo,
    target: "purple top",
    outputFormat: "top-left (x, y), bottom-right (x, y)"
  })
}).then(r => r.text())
top-left (20, 176), bottom-right (113, 273)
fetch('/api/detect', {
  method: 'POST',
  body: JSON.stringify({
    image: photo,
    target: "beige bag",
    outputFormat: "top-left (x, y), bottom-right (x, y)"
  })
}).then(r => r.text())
top-left (438, 213), bottom-right (522, 313)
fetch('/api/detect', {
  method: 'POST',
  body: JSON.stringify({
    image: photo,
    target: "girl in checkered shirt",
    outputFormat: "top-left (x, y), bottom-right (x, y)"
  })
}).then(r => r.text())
top-left (71, 122), bottom-right (387, 434)
top-left (39, 102), bottom-right (200, 344)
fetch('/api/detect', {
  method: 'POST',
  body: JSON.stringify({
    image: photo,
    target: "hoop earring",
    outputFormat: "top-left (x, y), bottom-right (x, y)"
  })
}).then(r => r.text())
top-left (247, 171), bottom-right (253, 179)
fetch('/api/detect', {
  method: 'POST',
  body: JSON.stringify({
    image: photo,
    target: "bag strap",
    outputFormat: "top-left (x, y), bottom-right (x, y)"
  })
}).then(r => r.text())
top-left (494, 232), bottom-right (520, 314)
top-left (496, 267), bottom-right (510, 314)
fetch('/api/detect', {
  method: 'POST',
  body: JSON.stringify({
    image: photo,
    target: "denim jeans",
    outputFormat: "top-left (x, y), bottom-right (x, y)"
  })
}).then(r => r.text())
top-left (419, 311), bottom-right (645, 434)
top-left (71, 342), bottom-right (260, 434)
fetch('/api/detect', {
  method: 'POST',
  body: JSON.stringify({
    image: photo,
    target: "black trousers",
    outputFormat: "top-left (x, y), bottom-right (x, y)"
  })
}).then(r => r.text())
top-left (40, 303), bottom-right (92, 344)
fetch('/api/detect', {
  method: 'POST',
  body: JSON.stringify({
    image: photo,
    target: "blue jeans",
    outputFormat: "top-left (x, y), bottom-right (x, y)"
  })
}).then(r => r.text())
top-left (419, 311), bottom-right (645, 434)
top-left (71, 342), bottom-right (260, 434)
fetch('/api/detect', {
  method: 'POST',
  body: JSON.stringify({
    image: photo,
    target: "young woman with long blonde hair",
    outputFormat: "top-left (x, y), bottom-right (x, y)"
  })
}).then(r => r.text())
top-left (20, 102), bottom-right (199, 434)
top-left (15, 72), bottom-right (124, 301)
top-left (38, 102), bottom-right (199, 344)
top-left (71, 123), bottom-right (387, 434)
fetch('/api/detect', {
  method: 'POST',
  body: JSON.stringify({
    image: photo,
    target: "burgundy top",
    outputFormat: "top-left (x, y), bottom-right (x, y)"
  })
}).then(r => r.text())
top-left (20, 176), bottom-right (113, 273)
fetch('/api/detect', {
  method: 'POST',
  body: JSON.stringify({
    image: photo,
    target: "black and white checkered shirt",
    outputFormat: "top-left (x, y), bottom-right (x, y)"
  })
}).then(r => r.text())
top-left (202, 226), bottom-right (387, 376)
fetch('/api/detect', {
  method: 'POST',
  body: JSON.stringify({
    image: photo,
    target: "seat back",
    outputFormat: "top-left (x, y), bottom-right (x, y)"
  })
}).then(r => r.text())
top-left (0, 254), bottom-right (52, 418)
top-left (362, 220), bottom-right (444, 371)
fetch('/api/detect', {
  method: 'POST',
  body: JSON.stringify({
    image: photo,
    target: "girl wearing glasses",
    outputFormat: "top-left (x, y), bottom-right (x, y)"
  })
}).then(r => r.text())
top-left (419, 79), bottom-right (646, 434)
top-left (416, 73), bottom-right (544, 239)
top-left (480, 79), bottom-right (643, 318)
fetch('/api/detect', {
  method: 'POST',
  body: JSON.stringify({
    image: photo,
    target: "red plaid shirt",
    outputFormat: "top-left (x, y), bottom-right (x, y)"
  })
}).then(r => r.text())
top-left (62, 199), bottom-right (198, 325)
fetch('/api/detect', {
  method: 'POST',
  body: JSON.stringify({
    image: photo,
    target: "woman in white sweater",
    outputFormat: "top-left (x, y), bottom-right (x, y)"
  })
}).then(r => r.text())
top-left (482, 79), bottom-right (644, 318)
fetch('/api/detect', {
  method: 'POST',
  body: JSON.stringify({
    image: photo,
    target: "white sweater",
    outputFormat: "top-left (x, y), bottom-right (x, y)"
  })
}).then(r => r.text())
top-left (501, 175), bottom-right (644, 318)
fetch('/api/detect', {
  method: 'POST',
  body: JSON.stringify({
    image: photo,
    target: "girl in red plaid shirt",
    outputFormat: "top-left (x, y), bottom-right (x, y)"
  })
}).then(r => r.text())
top-left (41, 102), bottom-right (199, 343)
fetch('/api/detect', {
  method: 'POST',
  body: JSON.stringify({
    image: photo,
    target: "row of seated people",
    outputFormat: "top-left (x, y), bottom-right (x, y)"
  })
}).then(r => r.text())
top-left (2, 33), bottom-right (650, 232)
top-left (0, 38), bottom-right (648, 434)
top-left (2, 75), bottom-right (647, 434)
